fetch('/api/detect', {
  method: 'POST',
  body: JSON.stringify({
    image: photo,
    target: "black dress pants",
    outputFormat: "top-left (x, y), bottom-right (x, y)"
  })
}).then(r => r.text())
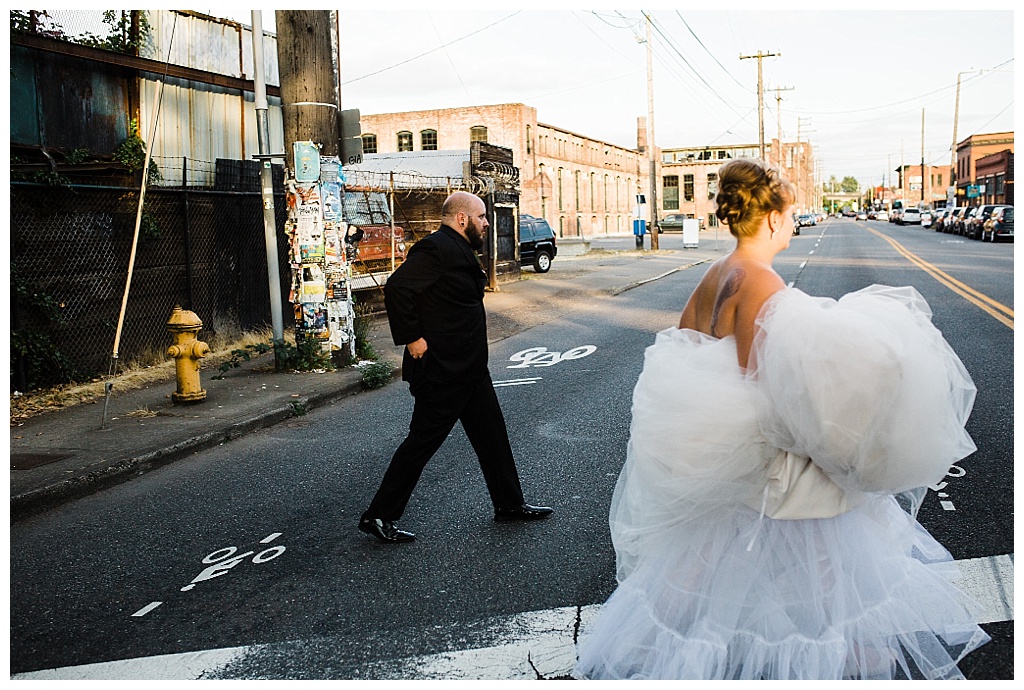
top-left (364, 372), bottom-right (525, 521)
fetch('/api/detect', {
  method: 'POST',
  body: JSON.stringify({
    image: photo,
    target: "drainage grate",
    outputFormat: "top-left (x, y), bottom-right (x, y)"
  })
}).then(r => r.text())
top-left (10, 452), bottom-right (73, 470)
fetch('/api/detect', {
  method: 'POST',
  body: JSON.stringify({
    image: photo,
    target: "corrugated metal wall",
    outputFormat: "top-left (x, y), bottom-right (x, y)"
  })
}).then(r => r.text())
top-left (143, 11), bottom-right (285, 187)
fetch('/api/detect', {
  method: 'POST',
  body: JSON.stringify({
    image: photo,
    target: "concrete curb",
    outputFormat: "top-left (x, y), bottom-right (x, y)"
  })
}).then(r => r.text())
top-left (9, 370), bottom-right (389, 521)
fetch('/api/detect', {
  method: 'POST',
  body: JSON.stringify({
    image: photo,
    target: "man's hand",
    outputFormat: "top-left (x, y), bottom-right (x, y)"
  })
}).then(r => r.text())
top-left (406, 338), bottom-right (428, 359)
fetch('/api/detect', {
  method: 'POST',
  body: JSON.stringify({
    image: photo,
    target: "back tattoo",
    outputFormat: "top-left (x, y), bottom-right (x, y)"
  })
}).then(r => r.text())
top-left (710, 268), bottom-right (745, 337)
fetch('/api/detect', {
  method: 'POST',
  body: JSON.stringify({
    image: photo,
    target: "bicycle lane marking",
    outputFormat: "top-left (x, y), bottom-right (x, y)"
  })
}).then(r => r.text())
top-left (864, 226), bottom-right (1013, 330)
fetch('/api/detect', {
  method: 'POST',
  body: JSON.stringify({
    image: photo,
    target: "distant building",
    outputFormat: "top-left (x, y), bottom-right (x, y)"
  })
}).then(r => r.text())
top-left (974, 150), bottom-right (1013, 206)
top-left (359, 103), bottom-right (649, 239)
top-left (659, 138), bottom-right (816, 230)
top-left (954, 131), bottom-right (1014, 206)
top-left (894, 164), bottom-right (952, 208)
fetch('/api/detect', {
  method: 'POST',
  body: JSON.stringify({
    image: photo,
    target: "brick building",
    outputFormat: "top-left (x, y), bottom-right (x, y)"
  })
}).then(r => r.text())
top-left (973, 149), bottom-right (1014, 206)
top-left (894, 163), bottom-right (953, 208)
top-left (954, 131), bottom-right (1014, 206)
top-left (359, 103), bottom-right (649, 239)
top-left (659, 138), bottom-right (816, 230)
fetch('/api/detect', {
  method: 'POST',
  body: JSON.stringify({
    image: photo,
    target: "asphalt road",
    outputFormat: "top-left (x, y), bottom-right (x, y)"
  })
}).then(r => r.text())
top-left (9, 218), bottom-right (1014, 679)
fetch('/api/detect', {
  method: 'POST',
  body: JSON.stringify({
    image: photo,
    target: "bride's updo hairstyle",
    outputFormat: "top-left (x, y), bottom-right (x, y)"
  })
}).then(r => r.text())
top-left (715, 158), bottom-right (795, 238)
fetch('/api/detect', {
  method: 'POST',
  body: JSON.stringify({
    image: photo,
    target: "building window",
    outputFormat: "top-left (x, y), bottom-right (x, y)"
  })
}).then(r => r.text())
top-left (708, 213), bottom-right (718, 228)
top-left (470, 126), bottom-right (487, 143)
top-left (996, 173), bottom-right (1005, 195)
top-left (397, 131), bottom-right (413, 152)
top-left (717, 150), bottom-right (729, 160)
top-left (559, 216), bottom-right (565, 237)
top-left (575, 170), bottom-right (580, 208)
top-left (604, 175), bottom-right (609, 211)
top-left (558, 168), bottom-right (564, 211)
top-left (663, 175), bottom-right (679, 210)
top-left (361, 134), bottom-right (378, 154)
top-left (707, 173), bottom-right (718, 200)
top-left (420, 129), bottom-right (437, 151)
top-left (526, 125), bottom-right (531, 154)
top-left (590, 172), bottom-right (596, 210)
top-left (683, 174), bottom-right (694, 202)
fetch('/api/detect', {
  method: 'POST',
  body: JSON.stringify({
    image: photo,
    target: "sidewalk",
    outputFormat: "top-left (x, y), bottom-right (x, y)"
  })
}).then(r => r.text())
top-left (9, 243), bottom-right (722, 521)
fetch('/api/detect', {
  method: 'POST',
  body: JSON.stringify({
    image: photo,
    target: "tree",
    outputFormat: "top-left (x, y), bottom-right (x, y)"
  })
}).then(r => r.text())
top-left (840, 176), bottom-right (860, 194)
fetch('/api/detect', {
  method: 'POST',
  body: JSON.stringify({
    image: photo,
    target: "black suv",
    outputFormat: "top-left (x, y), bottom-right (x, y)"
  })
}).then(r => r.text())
top-left (519, 214), bottom-right (558, 273)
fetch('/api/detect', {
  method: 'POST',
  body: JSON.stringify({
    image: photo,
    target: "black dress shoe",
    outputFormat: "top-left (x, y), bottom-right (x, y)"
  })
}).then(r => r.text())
top-left (359, 517), bottom-right (416, 543)
top-left (494, 503), bottom-right (554, 522)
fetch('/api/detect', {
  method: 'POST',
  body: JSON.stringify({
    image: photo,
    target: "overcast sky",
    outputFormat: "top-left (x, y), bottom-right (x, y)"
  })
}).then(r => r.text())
top-left (221, 8), bottom-right (1014, 189)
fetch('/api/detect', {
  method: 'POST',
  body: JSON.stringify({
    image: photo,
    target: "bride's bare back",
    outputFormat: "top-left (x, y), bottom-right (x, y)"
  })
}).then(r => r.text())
top-left (679, 255), bottom-right (785, 369)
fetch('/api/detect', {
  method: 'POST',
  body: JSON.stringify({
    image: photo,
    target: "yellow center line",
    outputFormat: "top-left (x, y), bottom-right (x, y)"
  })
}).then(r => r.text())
top-left (865, 226), bottom-right (1013, 330)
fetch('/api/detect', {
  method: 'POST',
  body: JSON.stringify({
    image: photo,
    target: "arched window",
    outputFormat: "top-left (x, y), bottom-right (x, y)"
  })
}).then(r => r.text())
top-left (420, 129), bottom-right (437, 151)
top-left (470, 126), bottom-right (487, 143)
top-left (558, 168), bottom-right (564, 211)
top-left (397, 131), bottom-right (413, 152)
top-left (361, 134), bottom-right (377, 154)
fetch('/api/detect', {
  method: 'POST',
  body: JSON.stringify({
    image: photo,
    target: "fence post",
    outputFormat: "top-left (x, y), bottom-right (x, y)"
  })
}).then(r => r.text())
top-left (182, 156), bottom-right (194, 309)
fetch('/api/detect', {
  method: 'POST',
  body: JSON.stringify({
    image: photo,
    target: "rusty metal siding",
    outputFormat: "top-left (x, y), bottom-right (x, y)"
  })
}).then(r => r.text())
top-left (141, 11), bottom-right (285, 186)
top-left (9, 44), bottom-right (130, 155)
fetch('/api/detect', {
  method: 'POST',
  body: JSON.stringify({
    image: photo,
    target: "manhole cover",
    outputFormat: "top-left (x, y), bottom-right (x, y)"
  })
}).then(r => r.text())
top-left (11, 452), bottom-right (73, 470)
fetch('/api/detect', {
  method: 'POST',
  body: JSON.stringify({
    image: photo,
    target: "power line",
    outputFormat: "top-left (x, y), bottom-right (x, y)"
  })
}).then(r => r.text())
top-left (674, 11), bottom-right (750, 92)
top-left (342, 11), bottom-right (521, 85)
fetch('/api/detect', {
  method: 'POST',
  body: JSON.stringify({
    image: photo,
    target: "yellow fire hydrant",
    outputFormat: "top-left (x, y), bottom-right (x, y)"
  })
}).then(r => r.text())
top-left (167, 306), bottom-right (210, 404)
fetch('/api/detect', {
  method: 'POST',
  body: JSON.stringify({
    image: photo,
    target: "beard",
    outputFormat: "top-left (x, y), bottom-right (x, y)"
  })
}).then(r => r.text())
top-left (465, 218), bottom-right (486, 251)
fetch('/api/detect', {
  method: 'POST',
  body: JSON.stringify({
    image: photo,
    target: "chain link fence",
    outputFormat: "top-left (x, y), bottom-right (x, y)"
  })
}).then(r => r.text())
top-left (10, 178), bottom-right (292, 392)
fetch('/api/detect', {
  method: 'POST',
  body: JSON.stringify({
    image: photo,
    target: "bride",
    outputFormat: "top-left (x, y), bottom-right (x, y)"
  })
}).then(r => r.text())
top-left (574, 158), bottom-right (989, 680)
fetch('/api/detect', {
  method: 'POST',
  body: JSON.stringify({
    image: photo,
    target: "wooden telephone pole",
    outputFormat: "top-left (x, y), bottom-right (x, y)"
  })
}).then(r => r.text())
top-left (276, 11), bottom-right (354, 363)
top-left (740, 50), bottom-right (780, 161)
top-left (771, 85), bottom-right (794, 168)
top-left (643, 12), bottom-right (659, 250)
top-left (276, 11), bottom-right (341, 169)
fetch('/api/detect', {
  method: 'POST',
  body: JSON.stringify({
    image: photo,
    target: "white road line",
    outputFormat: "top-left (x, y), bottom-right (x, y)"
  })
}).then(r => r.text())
top-left (130, 602), bottom-right (163, 618)
top-left (941, 501), bottom-right (956, 511)
top-left (799, 261), bottom-right (807, 269)
top-left (16, 554), bottom-right (1013, 680)
top-left (260, 533), bottom-right (282, 544)
top-left (493, 377), bottom-right (542, 388)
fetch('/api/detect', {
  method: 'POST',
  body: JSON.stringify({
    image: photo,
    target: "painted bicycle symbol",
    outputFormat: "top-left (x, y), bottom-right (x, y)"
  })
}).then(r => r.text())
top-left (180, 533), bottom-right (286, 592)
top-left (507, 346), bottom-right (597, 369)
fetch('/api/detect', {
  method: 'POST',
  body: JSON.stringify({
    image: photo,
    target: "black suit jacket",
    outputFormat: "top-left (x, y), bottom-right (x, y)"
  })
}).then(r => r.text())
top-left (384, 225), bottom-right (489, 393)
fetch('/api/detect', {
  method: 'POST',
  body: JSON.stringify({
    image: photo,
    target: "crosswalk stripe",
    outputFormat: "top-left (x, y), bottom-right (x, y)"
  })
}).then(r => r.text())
top-left (12, 554), bottom-right (1013, 680)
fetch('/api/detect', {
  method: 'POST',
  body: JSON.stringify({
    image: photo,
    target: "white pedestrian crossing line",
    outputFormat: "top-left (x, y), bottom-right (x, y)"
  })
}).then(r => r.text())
top-left (14, 553), bottom-right (1013, 680)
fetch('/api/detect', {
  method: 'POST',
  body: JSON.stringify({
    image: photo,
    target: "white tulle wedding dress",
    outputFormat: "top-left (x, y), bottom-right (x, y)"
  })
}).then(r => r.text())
top-left (574, 285), bottom-right (989, 680)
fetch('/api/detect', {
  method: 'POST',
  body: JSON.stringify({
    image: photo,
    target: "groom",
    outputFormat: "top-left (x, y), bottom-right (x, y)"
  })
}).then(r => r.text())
top-left (358, 191), bottom-right (553, 544)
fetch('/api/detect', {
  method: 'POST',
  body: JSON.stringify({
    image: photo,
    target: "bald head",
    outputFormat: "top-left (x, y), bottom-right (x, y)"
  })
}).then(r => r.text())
top-left (441, 191), bottom-right (484, 223)
top-left (441, 191), bottom-right (488, 250)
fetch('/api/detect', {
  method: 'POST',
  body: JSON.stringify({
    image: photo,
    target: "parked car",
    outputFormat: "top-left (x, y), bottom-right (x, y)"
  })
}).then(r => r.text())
top-left (875, 210), bottom-right (889, 222)
top-left (856, 210), bottom-right (868, 221)
top-left (981, 205), bottom-right (1013, 242)
top-left (965, 204), bottom-right (1001, 240)
top-left (890, 208), bottom-right (903, 224)
top-left (901, 208), bottom-right (921, 225)
top-left (660, 213), bottom-right (686, 230)
top-left (931, 208), bottom-right (949, 232)
top-left (921, 210), bottom-right (933, 228)
top-left (518, 214), bottom-right (558, 272)
top-left (797, 214), bottom-right (817, 227)
top-left (945, 207), bottom-right (967, 233)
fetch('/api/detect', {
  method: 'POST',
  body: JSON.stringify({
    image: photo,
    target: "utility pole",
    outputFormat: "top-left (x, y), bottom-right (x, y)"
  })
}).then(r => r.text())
top-left (643, 12), bottom-right (659, 250)
top-left (771, 85), bottom-right (794, 168)
top-left (276, 10), bottom-right (353, 364)
top-left (251, 11), bottom-right (284, 351)
top-left (740, 50), bottom-right (780, 161)
top-left (921, 108), bottom-right (926, 207)
top-left (795, 117), bottom-right (812, 212)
